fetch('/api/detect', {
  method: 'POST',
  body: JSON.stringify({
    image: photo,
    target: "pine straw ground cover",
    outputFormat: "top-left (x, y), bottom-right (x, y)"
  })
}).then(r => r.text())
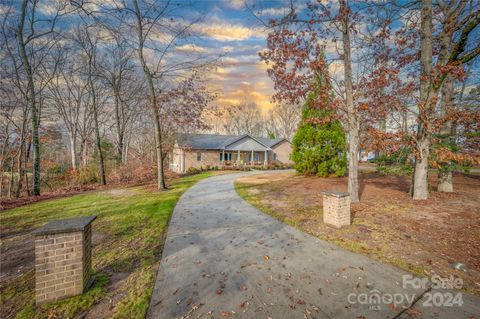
top-left (0, 171), bottom-right (228, 319)
top-left (235, 170), bottom-right (480, 296)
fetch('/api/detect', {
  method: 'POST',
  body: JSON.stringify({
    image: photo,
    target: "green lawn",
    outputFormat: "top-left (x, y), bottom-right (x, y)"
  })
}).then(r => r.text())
top-left (1, 172), bottom-right (218, 319)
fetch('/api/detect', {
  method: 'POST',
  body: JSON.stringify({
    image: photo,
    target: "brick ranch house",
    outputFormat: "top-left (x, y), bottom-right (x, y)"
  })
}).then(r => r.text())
top-left (169, 133), bottom-right (292, 173)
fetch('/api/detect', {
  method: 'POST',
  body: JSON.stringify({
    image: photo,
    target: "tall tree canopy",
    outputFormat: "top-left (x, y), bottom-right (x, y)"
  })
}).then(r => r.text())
top-left (292, 60), bottom-right (346, 177)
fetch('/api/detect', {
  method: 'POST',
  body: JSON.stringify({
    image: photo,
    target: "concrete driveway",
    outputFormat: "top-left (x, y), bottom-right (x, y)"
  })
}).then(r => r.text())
top-left (148, 171), bottom-right (479, 318)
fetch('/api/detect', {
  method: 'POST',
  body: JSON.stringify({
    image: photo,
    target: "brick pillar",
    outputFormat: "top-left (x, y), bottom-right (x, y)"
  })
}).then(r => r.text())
top-left (322, 192), bottom-right (351, 228)
top-left (34, 216), bottom-right (96, 304)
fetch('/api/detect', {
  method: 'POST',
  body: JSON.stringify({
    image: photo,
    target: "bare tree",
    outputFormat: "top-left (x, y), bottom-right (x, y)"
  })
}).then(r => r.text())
top-left (224, 100), bottom-right (264, 136)
top-left (71, 24), bottom-right (107, 184)
top-left (97, 31), bottom-right (141, 164)
top-left (267, 103), bottom-right (301, 140)
top-left (102, 0), bottom-right (218, 190)
top-left (16, 0), bottom-right (70, 195)
top-left (48, 48), bottom-right (90, 170)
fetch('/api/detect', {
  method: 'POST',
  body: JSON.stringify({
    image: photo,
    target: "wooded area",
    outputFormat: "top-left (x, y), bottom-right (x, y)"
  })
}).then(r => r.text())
top-left (1, 0), bottom-right (479, 202)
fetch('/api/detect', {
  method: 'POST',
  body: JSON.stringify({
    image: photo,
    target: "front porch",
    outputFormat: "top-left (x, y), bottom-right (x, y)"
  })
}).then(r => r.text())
top-left (220, 150), bottom-right (270, 167)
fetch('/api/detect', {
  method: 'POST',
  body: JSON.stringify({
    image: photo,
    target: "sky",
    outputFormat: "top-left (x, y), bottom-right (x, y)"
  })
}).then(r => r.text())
top-left (172, 0), bottom-right (291, 113)
top-left (12, 0), bottom-right (480, 115)
top-left (21, 0), bottom-right (289, 113)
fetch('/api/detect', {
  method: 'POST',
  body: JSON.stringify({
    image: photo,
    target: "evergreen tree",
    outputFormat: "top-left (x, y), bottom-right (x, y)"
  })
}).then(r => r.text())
top-left (291, 66), bottom-right (347, 177)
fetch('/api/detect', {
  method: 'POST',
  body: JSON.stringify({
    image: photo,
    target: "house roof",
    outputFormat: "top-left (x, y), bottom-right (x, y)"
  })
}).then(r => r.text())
top-left (176, 133), bottom-right (288, 150)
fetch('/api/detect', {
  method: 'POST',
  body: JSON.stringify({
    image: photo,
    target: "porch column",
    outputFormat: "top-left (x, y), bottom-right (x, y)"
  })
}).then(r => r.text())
top-left (222, 149), bottom-right (225, 165)
top-left (237, 150), bottom-right (240, 163)
top-left (264, 150), bottom-right (268, 167)
top-left (251, 150), bottom-right (253, 163)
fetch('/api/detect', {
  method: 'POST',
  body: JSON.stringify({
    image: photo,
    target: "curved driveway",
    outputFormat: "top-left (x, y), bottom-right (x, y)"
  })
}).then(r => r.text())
top-left (148, 171), bottom-right (479, 319)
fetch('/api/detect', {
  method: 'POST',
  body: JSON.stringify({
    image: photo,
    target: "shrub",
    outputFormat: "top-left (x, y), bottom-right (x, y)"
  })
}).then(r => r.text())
top-left (109, 162), bottom-right (156, 184)
top-left (375, 148), bottom-right (413, 176)
top-left (185, 167), bottom-right (202, 175)
top-left (78, 164), bottom-right (99, 184)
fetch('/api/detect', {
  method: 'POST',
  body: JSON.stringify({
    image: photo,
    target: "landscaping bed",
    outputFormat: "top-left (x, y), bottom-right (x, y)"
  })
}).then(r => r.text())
top-left (0, 171), bottom-right (223, 319)
top-left (235, 170), bottom-right (480, 296)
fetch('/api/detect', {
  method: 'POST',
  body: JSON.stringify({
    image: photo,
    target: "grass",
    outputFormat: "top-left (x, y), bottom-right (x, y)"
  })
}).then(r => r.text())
top-left (1, 171), bottom-right (219, 319)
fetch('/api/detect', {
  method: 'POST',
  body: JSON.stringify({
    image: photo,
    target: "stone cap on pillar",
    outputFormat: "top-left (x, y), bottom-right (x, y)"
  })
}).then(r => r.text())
top-left (34, 216), bottom-right (97, 236)
top-left (321, 191), bottom-right (350, 198)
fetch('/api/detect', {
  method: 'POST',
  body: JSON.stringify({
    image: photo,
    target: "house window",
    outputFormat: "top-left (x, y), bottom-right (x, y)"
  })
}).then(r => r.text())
top-left (220, 152), bottom-right (232, 161)
top-left (254, 153), bottom-right (260, 161)
top-left (197, 152), bottom-right (202, 161)
top-left (273, 153), bottom-right (277, 161)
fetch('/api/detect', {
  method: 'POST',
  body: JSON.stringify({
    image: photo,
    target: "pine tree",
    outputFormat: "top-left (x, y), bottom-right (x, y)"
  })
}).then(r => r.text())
top-left (291, 66), bottom-right (347, 177)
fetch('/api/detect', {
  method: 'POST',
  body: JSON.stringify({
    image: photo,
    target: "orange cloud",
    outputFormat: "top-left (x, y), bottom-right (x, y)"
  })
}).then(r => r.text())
top-left (193, 17), bottom-right (266, 42)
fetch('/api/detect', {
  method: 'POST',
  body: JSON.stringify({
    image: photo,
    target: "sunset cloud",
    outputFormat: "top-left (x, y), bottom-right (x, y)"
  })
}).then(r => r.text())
top-left (193, 16), bottom-right (266, 42)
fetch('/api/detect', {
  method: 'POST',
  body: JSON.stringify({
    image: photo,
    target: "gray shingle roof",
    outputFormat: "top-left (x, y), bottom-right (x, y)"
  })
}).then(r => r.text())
top-left (176, 133), bottom-right (287, 150)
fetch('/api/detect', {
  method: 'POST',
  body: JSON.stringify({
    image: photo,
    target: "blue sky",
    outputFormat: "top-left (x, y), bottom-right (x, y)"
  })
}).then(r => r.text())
top-left (17, 0), bottom-right (480, 113)
top-left (172, 0), bottom-right (289, 112)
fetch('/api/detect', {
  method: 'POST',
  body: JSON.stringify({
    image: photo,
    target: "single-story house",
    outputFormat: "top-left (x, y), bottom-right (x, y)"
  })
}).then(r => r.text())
top-left (169, 133), bottom-right (292, 173)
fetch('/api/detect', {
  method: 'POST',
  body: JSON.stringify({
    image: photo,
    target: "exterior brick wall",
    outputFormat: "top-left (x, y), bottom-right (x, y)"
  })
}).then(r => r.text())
top-left (82, 225), bottom-right (92, 289)
top-left (271, 140), bottom-right (293, 164)
top-left (322, 192), bottom-right (351, 228)
top-left (184, 150), bottom-right (221, 170)
top-left (34, 217), bottom-right (95, 304)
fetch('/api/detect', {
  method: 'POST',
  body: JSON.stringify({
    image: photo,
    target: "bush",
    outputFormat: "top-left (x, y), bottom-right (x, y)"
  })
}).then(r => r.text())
top-left (376, 164), bottom-right (413, 176)
top-left (185, 167), bottom-right (202, 175)
top-left (77, 164), bottom-right (99, 184)
top-left (109, 162), bottom-right (156, 184)
top-left (375, 149), bottom-right (413, 176)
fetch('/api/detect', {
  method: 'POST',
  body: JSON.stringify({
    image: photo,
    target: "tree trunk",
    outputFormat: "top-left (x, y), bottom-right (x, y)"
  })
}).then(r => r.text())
top-left (14, 134), bottom-right (25, 198)
top-left (123, 136), bottom-right (129, 163)
top-left (92, 103), bottom-right (106, 185)
top-left (0, 119), bottom-right (10, 196)
top-left (438, 170), bottom-right (453, 192)
top-left (25, 140), bottom-right (31, 196)
top-left (81, 140), bottom-right (88, 167)
top-left (8, 158), bottom-right (15, 199)
top-left (340, 0), bottom-right (359, 202)
top-left (413, 137), bottom-right (430, 199)
top-left (113, 91), bottom-right (124, 164)
top-left (86, 42), bottom-right (106, 185)
top-left (437, 74), bottom-right (454, 192)
top-left (18, 0), bottom-right (41, 195)
top-left (133, 0), bottom-right (166, 190)
top-left (413, 0), bottom-right (433, 200)
top-left (69, 134), bottom-right (78, 170)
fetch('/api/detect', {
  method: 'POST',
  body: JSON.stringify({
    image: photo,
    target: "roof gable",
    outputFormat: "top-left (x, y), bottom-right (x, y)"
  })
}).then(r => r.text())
top-left (223, 135), bottom-right (269, 151)
top-left (176, 133), bottom-right (288, 150)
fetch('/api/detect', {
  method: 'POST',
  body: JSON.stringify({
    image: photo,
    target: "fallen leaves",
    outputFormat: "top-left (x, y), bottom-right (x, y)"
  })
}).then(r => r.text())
top-left (216, 282), bottom-right (226, 295)
top-left (220, 310), bottom-right (236, 317)
top-left (405, 308), bottom-right (422, 318)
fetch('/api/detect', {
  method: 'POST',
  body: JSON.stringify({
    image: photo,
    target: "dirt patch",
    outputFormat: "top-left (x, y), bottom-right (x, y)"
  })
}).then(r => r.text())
top-left (83, 272), bottom-right (130, 319)
top-left (0, 233), bottom-right (34, 284)
top-left (100, 188), bottom-right (136, 197)
top-left (236, 171), bottom-right (480, 296)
